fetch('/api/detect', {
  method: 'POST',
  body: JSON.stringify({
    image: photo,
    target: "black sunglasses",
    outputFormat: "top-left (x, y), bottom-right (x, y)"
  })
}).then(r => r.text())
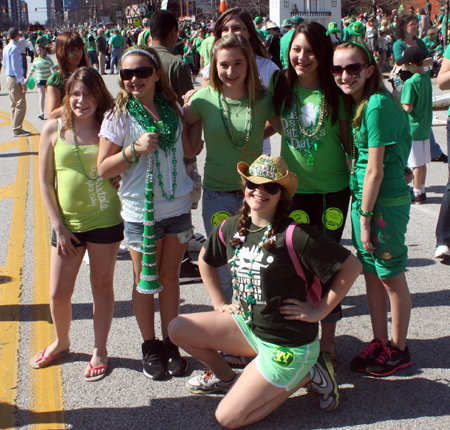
top-left (330, 63), bottom-right (368, 76)
top-left (119, 66), bottom-right (157, 81)
top-left (246, 180), bottom-right (282, 195)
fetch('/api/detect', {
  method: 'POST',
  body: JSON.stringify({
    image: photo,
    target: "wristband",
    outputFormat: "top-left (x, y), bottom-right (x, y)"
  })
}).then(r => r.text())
top-left (130, 141), bottom-right (140, 164)
top-left (122, 145), bottom-right (133, 164)
top-left (358, 207), bottom-right (374, 218)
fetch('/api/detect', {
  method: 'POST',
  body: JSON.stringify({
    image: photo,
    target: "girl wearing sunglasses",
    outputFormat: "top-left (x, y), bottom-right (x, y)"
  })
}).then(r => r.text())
top-left (169, 155), bottom-right (362, 427)
top-left (31, 67), bottom-right (123, 381)
top-left (270, 22), bottom-right (352, 367)
top-left (182, 35), bottom-right (275, 340)
top-left (97, 46), bottom-right (201, 381)
top-left (333, 42), bottom-right (413, 377)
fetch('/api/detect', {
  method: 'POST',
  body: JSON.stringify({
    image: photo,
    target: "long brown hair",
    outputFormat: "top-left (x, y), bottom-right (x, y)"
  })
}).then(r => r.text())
top-left (61, 67), bottom-right (114, 128)
top-left (55, 32), bottom-right (89, 80)
top-left (214, 8), bottom-right (269, 59)
top-left (113, 45), bottom-right (181, 118)
top-left (335, 42), bottom-right (391, 128)
top-left (210, 35), bottom-right (266, 102)
top-left (273, 22), bottom-right (343, 125)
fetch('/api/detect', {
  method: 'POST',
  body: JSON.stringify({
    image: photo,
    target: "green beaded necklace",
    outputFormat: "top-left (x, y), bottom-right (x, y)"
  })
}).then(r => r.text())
top-left (71, 118), bottom-right (100, 181)
top-left (292, 86), bottom-right (326, 166)
top-left (126, 94), bottom-right (180, 151)
top-left (127, 95), bottom-right (181, 201)
top-left (218, 89), bottom-right (254, 150)
top-left (230, 224), bottom-right (273, 325)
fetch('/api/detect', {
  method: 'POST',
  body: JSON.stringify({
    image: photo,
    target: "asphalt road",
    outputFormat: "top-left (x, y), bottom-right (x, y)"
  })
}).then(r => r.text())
top-left (0, 69), bottom-right (449, 430)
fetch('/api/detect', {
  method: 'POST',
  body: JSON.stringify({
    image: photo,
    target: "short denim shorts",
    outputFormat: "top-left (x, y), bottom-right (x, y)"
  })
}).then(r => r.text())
top-left (124, 212), bottom-right (193, 253)
top-left (37, 79), bottom-right (47, 88)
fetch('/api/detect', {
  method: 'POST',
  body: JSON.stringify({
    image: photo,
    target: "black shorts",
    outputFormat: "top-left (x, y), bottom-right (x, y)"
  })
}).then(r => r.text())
top-left (51, 222), bottom-right (124, 248)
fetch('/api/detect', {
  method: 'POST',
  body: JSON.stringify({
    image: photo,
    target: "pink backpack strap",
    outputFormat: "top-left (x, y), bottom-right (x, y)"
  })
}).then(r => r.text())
top-left (287, 222), bottom-right (322, 306)
top-left (218, 219), bottom-right (228, 247)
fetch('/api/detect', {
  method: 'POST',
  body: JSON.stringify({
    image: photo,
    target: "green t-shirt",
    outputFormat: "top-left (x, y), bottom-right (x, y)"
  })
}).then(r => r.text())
top-left (393, 38), bottom-right (430, 61)
top-left (190, 86), bottom-right (275, 191)
top-left (47, 72), bottom-right (65, 99)
top-left (353, 92), bottom-right (411, 201)
top-left (401, 72), bottom-right (432, 141)
top-left (199, 35), bottom-right (215, 67)
top-left (280, 28), bottom-right (295, 69)
top-left (35, 35), bottom-right (47, 47)
top-left (444, 44), bottom-right (450, 116)
top-left (255, 27), bottom-right (265, 42)
top-left (270, 80), bottom-right (350, 194)
top-left (203, 217), bottom-right (350, 346)
top-left (86, 37), bottom-right (96, 52)
top-left (110, 34), bottom-right (123, 49)
top-left (422, 35), bottom-right (438, 50)
top-left (183, 46), bottom-right (193, 64)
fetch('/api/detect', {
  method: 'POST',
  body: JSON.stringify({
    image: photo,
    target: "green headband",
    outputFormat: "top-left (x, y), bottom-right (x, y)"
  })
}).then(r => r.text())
top-left (350, 41), bottom-right (372, 65)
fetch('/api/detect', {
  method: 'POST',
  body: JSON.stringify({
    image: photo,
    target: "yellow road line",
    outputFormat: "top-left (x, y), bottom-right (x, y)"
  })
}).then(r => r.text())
top-left (0, 140), bottom-right (20, 152)
top-left (0, 112), bottom-right (65, 429)
top-left (26, 118), bottom-right (66, 429)
top-left (0, 184), bottom-right (15, 200)
top-left (0, 135), bottom-right (29, 430)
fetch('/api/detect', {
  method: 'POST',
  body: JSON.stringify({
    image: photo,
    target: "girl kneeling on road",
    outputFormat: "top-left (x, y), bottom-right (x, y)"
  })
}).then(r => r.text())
top-left (31, 67), bottom-right (123, 382)
top-left (169, 155), bottom-right (362, 429)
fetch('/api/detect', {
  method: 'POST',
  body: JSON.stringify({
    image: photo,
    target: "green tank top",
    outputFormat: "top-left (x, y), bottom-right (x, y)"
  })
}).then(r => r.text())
top-left (54, 120), bottom-right (122, 232)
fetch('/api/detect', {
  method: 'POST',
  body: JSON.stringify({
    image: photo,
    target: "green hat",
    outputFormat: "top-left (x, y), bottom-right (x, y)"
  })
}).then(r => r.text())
top-left (349, 18), bottom-right (356, 23)
top-left (348, 21), bottom-right (365, 38)
top-left (37, 30), bottom-right (42, 35)
top-left (291, 16), bottom-right (304, 25)
top-left (282, 19), bottom-right (292, 27)
top-left (255, 16), bottom-right (263, 24)
top-left (105, 30), bottom-right (110, 36)
top-left (326, 22), bottom-right (342, 36)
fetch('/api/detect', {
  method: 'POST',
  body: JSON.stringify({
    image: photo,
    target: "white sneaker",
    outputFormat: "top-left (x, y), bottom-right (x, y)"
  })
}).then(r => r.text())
top-left (434, 245), bottom-right (450, 259)
top-left (117, 244), bottom-right (129, 255)
top-left (187, 233), bottom-right (206, 252)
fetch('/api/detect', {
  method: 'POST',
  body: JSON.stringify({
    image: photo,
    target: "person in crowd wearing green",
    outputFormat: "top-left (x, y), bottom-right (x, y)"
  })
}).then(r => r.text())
top-left (279, 16), bottom-right (304, 69)
top-left (398, 46), bottom-right (433, 204)
top-left (26, 44), bottom-right (57, 119)
top-left (169, 155), bottom-right (362, 426)
top-left (109, 29), bottom-right (124, 75)
top-left (333, 41), bottom-right (413, 377)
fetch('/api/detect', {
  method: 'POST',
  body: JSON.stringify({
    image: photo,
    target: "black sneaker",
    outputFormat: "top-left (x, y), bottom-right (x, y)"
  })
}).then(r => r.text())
top-left (179, 256), bottom-right (202, 284)
top-left (432, 153), bottom-right (448, 163)
top-left (164, 337), bottom-right (187, 377)
top-left (142, 339), bottom-right (166, 380)
top-left (365, 343), bottom-right (412, 377)
top-left (349, 338), bottom-right (385, 372)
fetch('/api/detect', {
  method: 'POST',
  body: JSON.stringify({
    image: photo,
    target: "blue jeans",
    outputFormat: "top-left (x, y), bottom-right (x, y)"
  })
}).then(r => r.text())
top-left (430, 128), bottom-right (444, 159)
top-left (202, 189), bottom-right (244, 302)
top-left (435, 118), bottom-right (450, 246)
top-left (110, 47), bottom-right (122, 74)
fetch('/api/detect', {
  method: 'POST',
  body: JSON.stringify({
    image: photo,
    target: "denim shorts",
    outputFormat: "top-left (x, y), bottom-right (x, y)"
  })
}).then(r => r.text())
top-left (233, 313), bottom-right (319, 391)
top-left (124, 212), bottom-right (193, 253)
top-left (37, 79), bottom-right (47, 88)
top-left (51, 222), bottom-right (124, 248)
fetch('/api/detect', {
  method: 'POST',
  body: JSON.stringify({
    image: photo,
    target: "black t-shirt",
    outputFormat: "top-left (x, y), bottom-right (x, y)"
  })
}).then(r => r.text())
top-left (203, 217), bottom-right (351, 346)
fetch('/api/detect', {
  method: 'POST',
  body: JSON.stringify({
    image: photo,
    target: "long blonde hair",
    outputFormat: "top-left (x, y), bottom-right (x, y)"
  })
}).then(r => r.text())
top-left (335, 42), bottom-right (390, 128)
top-left (210, 35), bottom-right (266, 102)
top-left (113, 45), bottom-right (181, 118)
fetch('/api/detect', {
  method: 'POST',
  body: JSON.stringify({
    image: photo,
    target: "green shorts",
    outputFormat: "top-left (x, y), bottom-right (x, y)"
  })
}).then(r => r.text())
top-left (351, 196), bottom-right (411, 280)
top-left (233, 313), bottom-right (319, 391)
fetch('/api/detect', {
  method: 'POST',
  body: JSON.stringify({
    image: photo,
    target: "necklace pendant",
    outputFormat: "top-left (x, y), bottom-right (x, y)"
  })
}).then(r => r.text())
top-left (306, 153), bottom-right (314, 166)
top-left (349, 175), bottom-right (358, 191)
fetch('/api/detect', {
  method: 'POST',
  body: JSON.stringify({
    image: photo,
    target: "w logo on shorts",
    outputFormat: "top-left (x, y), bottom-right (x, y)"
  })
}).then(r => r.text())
top-left (270, 346), bottom-right (295, 367)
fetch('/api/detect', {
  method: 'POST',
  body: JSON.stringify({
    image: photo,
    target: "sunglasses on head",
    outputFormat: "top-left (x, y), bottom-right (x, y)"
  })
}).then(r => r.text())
top-left (119, 66), bottom-right (157, 81)
top-left (330, 63), bottom-right (368, 76)
top-left (246, 180), bottom-right (282, 195)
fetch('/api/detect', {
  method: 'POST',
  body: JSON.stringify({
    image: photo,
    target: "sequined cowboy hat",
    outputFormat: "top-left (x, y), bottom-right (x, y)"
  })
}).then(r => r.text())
top-left (237, 155), bottom-right (298, 199)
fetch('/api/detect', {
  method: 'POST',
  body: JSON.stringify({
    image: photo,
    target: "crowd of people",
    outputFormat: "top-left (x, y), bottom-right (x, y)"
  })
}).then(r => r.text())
top-left (1, 4), bottom-right (450, 428)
